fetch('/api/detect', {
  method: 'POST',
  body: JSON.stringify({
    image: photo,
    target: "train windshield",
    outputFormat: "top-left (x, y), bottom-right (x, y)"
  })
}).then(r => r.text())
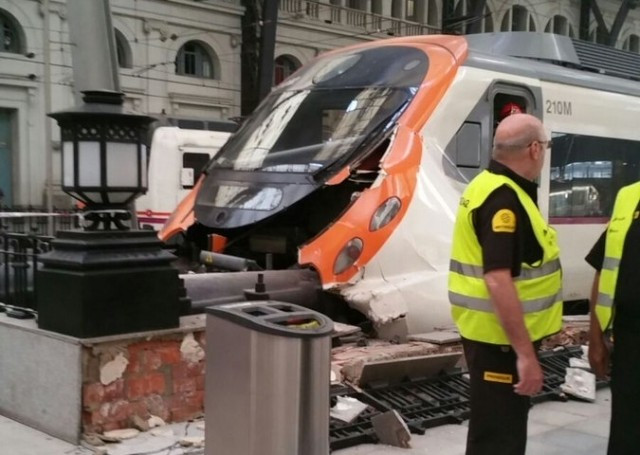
top-left (208, 46), bottom-right (428, 174)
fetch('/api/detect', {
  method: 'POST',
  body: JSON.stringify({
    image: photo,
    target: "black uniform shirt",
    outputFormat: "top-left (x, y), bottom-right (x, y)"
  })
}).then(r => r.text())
top-left (473, 160), bottom-right (543, 276)
top-left (586, 200), bottom-right (640, 330)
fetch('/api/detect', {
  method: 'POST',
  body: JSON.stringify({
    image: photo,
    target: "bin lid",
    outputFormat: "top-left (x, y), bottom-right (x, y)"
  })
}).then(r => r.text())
top-left (206, 300), bottom-right (334, 338)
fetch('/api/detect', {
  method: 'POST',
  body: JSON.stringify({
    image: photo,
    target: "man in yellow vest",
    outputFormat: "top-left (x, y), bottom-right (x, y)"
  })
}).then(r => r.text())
top-left (587, 182), bottom-right (640, 454)
top-left (449, 113), bottom-right (562, 455)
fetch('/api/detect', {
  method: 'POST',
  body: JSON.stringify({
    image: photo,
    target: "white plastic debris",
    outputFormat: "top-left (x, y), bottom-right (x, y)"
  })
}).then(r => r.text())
top-left (581, 345), bottom-right (589, 359)
top-left (330, 396), bottom-right (369, 423)
top-left (561, 367), bottom-right (596, 402)
top-left (569, 357), bottom-right (591, 369)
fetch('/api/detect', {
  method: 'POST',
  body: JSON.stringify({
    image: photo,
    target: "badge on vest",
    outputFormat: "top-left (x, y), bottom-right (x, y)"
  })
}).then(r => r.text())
top-left (483, 371), bottom-right (514, 384)
top-left (492, 209), bottom-right (516, 233)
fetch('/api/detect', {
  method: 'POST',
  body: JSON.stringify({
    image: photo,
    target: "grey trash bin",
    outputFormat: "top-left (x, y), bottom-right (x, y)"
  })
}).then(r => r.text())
top-left (205, 300), bottom-right (334, 455)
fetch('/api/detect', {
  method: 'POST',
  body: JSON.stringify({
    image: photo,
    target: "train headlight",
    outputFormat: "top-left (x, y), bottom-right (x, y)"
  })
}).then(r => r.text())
top-left (369, 197), bottom-right (401, 231)
top-left (333, 238), bottom-right (363, 275)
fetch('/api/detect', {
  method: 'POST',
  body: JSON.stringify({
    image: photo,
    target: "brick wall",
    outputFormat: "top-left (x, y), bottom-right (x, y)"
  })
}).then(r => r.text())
top-left (81, 330), bottom-right (206, 434)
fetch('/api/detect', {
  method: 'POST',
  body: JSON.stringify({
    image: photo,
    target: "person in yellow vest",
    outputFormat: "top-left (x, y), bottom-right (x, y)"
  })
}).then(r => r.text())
top-left (587, 182), bottom-right (640, 454)
top-left (449, 113), bottom-right (562, 455)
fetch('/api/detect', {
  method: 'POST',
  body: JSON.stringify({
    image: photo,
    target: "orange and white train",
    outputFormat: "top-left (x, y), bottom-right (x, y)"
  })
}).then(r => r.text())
top-left (160, 32), bottom-right (640, 336)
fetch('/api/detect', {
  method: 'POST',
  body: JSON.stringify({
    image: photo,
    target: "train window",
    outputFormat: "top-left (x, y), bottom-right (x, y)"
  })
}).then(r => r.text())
top-left (182, 152), bottom-right (210, 189)
top-left (549, 133), bottom-right (640, 221)
top-left (454, 122), bottom-right (481, 167)
top-left (493, 94), bottom-right (527, 129)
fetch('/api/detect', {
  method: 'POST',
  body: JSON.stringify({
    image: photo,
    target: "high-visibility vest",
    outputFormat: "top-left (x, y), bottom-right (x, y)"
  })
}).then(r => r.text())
top-left (448, 170), bottom-right (563, 344)
top-left (595, 182), bottom-right (640, 331)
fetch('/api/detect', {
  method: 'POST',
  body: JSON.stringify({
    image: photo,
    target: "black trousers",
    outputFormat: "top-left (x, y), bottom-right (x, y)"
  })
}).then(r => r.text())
top-left (462, 338), bottom-right (532, 455)
top-left (608, 325), bottom-right (640, 455)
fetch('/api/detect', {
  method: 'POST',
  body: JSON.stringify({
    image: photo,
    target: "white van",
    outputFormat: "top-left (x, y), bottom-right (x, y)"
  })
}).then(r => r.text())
top-left (136, 127), bottom-right (231, 230)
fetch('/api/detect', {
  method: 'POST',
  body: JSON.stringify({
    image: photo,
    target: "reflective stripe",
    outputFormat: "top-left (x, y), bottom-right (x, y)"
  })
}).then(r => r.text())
top-left (597, 292), bottom-right (614, 308)
top-left (602, 257), bottom-right (620, 271)
top-left (519, 259), bottom-right (561, 280)
top-left (449, 260), bottom-right (483, 278)
top-left (450, 258), bottom-right (561, 280)
top-left (449, 291), bottom-right (562, 314)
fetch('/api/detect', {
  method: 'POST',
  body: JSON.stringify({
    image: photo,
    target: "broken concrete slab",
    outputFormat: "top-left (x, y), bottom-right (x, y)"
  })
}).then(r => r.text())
top-left (332, 322), bottom-right (362, 337)
top-left (408, 331), bottom-right (461, 345)
top-left (357, 352), bottom-right (462, 387)
top-left (332, 340), bottom-right (463, 385)
top-left (371, 410), bottom-right (411, 448)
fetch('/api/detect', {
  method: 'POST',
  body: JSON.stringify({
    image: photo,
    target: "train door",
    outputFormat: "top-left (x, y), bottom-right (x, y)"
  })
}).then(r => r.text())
top-left (444, 80), bottom-right (542, 182)
top-left (0, 110), bottom-right (12, 205)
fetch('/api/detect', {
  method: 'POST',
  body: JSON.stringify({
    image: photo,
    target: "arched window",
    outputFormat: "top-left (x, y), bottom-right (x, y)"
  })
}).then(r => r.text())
top-left (588, 24), bottom-right (608, 45)
top-left (403, 0), bottom-right (439, 26)
top-left (114, 29), bottom-right (132, 68)
top-left (454, 0), bottom-right (493, 34)
top-left (545, 15), bottom-right (575, 37)
top-left (1, 9), bottom-right (25, 54)
top-left (427, 0), bottom-right (439, 27)
top-left (274, 55), bottom-right (301, 86)
top-left (392, 0), bottom-right (403, 19)
top-left (501, 5), bottom-right (536, 32)
top-left (623, 34), bottom-right (640, 53)
top-left (347, 0), bottom-right (365, 10)
top-left (371, 0), bottom-right (383, 15)
top-left (175, 41), bottom-right (218, 79)
top-left (406, 0), bottom-right (417, 21)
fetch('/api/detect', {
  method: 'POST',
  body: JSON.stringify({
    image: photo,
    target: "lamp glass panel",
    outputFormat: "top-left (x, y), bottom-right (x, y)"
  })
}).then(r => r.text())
top-left (141, 144), bottom-right (147, 188)
top-left (107, 142), bottom-right (137, 187)
top-left (78, 141), bottom-right (102, 187)
top-left (84, 192), bottom-right (102, 203)
top-left (62, 141), bottom-right (75, 187)
top-left (108, 192), bottom-right (132, 203)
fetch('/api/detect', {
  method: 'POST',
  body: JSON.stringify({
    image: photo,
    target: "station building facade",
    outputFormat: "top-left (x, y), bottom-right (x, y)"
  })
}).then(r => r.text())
top-left (0, 0), bottom-right (639, 207)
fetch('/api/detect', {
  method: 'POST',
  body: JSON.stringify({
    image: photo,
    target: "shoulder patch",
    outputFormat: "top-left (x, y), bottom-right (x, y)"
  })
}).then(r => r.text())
top-left (492, 209), bottom-right (516, 233)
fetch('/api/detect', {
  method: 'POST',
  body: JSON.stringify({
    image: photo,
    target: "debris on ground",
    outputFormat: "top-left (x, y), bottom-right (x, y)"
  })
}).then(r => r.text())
top-left (330, 396), bottom-right (369, 423)
top-left (371, 410), bottom-right (412, 448)
top-left (561, 367), bottom-right (596, 402)
top-left (102, 429), bottom-right (139, 441)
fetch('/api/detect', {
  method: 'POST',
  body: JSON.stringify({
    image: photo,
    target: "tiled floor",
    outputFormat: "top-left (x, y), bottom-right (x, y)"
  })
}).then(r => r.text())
top-left (335, 388), bottom-right (612, 455)
top-left (1, 389), bottom-right (611, 454)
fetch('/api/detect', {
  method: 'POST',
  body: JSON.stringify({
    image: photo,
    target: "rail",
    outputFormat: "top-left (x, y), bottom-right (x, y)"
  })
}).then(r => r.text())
top-left (330, 346), bottom-right (607, 450)
top-left (0, 208), bottom-right (81, 317)
top-left (279, 0), bottom-right (438, 37)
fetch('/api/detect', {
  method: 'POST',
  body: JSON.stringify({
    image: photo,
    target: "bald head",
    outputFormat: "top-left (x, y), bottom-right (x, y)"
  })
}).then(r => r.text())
top-left (492, 113), bottom-right (548, 181)
top-left (493, 114), bottom-right (545, 158)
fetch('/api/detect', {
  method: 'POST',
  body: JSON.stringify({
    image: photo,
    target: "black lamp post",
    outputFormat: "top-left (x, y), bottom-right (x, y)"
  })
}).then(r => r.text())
top-left (54, 90), bottom-right (149, 229)
top-left (36, 90), bottom-right (180, 338)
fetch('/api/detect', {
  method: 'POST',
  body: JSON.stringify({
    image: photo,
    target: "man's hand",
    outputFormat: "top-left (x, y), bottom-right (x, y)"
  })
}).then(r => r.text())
top-left (514, 353), bottom-right (544, 396)
top-left (588, 334), bottom-right (610, 379)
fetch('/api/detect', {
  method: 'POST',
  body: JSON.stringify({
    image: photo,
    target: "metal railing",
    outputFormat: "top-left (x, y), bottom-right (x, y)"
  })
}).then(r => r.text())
top-left (0, 232), bottom-right (53, 317)
top-left (0, 206), bottom-right (81, 235)
top-left (279, 0), bottom-right (439, 37)
top-left (0, 208), bottom-right (81, 318)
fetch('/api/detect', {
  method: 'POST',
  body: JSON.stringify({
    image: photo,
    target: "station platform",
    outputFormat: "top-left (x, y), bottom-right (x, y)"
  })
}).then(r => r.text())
top-left (2, 388), bottom-right (611, 455)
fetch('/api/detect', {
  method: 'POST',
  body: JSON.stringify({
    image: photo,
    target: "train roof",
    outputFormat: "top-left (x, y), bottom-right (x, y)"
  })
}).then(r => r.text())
top-left (464, 32), bottom-right (640, 97)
